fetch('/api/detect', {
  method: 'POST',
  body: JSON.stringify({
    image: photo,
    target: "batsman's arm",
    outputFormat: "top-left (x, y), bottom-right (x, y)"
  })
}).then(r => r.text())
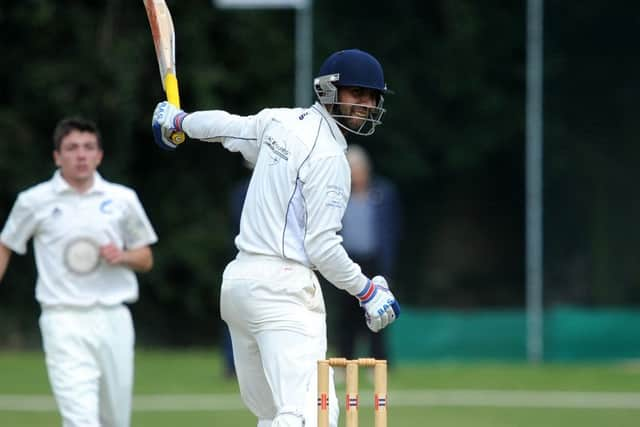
top-left (300, 155), bottom-right (368, 295)
top-left (299, 155), bottom-right (400, 331)
top-left (152, 101), bottom-right (263, 156)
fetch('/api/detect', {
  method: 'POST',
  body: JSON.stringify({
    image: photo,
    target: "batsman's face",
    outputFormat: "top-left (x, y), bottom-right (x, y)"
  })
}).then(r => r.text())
top-left (54, 130), bottom-right (103, 189)
top-left (337, 86), bottom-right (378, 130)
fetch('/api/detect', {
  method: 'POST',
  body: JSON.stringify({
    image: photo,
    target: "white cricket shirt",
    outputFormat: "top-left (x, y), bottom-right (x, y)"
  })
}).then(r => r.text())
top-left (182, 102), bottom-right (369, 296)
top-left (0, 171), bottom-right (158, 307)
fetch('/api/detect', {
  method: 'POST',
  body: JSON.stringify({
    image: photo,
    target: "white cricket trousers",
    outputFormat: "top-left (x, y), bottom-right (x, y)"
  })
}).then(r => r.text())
top-left (221, 253), bottom-right (339, 427)
top-left (39, 304), bottom-right (134, 427)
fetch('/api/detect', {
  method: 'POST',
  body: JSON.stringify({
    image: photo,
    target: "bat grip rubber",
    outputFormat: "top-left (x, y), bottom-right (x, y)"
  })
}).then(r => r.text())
top-left (164, 73), bottom-right (186, 145)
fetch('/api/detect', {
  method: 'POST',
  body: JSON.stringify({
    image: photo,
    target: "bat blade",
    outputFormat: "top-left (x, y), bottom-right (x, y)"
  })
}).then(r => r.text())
top-left (143, 0), bottom-right (185, 144)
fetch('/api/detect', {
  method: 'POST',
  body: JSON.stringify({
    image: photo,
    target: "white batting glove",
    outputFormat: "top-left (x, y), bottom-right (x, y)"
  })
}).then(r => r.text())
top-left (152, 101), bottom-right (188, 150)
top-left (357, 276), bottom-right (401, 333)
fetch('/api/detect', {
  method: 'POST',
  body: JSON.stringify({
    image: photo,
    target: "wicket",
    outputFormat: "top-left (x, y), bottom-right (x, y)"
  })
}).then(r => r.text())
top-left (317, 358), bottom-right (387, 427)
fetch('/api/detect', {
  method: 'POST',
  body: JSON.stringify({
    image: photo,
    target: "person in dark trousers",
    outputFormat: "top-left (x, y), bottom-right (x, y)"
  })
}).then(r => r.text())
top-left (332, 144), bottom-right (402, 364)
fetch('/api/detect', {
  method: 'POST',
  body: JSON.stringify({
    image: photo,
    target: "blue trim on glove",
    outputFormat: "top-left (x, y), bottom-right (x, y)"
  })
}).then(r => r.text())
top-left (152, 120), bottom-right (176, 151)
top-left (390, 300), bottom-right (401, 319)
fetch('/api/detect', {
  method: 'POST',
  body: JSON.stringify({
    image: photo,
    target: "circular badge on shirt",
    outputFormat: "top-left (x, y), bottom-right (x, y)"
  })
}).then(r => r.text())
top-left (63, 238), bottom-right (101, 275)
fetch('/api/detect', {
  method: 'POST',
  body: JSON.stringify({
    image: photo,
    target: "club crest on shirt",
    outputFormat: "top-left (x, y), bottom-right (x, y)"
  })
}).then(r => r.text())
top-left (100, 199), bottom-right (113, 214)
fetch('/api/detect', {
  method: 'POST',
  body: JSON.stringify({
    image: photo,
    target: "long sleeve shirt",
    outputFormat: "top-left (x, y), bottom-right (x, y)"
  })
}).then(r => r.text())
top-left (181, 102), bottom-right (368, 296)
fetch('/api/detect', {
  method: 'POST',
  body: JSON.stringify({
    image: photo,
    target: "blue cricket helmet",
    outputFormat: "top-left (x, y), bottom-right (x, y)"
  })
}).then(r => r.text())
top-left (313, 49), bottom-right (388, 136)
top-left (317, 49), bottom-right (388, 93)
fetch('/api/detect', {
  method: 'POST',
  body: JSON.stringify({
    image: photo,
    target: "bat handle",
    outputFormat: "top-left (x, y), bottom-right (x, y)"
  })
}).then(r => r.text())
top-left (170, 131), bottom-right (186, 145)
top-left (164, 73), bottom-right (186, 145)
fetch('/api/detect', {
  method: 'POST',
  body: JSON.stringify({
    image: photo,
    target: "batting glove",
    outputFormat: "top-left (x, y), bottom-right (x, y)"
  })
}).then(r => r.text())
top-left (152, 101), bottom-right (188, 150)
top-left (357, 276), bottom-right (401, 333)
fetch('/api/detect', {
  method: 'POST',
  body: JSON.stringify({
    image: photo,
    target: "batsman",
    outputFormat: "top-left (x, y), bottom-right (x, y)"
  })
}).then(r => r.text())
top-left (152, 48), bottom-right (401, 427)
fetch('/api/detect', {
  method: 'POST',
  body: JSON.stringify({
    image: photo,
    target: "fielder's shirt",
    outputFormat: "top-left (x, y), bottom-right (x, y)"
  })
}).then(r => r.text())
top-left (181, 102), bottom-right (368, 296)
top-left (0, 171), bottom-right (158, 307)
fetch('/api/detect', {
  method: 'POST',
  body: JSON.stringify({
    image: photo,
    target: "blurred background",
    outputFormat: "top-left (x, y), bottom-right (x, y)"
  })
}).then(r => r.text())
top-left (1, 0), bottom-right (639, 363)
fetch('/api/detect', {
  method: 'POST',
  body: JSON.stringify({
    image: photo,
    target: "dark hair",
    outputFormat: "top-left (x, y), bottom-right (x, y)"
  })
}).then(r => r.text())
top-left (53, 116), bottom-right (102, 151)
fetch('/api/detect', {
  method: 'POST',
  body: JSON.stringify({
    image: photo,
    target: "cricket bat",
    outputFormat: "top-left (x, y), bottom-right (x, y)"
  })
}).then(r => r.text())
top-left (143, 0), bottom-right (185, 145)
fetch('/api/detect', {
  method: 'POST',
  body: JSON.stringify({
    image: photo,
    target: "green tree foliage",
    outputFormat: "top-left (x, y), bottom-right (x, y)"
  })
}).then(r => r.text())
top-left (1, 0), bottom-right (638, 347)
top-left (316, 0), bottom-right (526, 306)
top-left (0, 0), bottom-right (301, 346)
top-left (544, 1), bottom-right (640, 304)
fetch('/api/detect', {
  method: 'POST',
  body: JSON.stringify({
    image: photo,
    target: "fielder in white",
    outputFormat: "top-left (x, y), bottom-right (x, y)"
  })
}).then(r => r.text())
top-left (152, 48), bottom-right (400, 427)
top-left (0, 117), bottom-right (158, 427)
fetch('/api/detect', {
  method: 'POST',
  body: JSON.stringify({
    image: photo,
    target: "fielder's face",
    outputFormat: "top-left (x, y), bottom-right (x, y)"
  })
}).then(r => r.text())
top-left (54, 130), bottom-right (103, 190)
top-left (337, 86), bottom-right (379, 132)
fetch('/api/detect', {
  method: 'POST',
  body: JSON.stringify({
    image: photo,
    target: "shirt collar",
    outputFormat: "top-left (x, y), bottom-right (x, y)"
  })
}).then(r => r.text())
top-left (51, 169), bottom-right (106, 195)
top-left (311, 102), bottom-right (348, 150)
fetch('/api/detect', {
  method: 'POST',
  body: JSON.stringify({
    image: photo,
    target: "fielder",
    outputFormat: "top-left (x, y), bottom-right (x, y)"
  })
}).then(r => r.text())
top-left (0, 117), bottom-right (158, 427)
top-left (152, 48), bottom-right (400, 427)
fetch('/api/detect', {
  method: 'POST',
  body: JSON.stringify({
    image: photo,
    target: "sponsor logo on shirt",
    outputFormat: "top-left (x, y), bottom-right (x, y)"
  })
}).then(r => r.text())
top-left (326, 185), bottom-right (347, 209)
top-left (264, 135), bottom-right (289, 165)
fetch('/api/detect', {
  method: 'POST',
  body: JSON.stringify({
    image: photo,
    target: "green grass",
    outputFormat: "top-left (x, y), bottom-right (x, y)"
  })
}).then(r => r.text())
top-left (390, 361), bottom-right (640, 391)
top-left (1, 349), bottom-right (639, 426)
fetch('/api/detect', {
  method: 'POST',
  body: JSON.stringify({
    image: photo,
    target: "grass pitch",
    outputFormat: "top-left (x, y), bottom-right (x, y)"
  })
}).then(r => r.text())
top-left (1, 349), bottom-right (639, 426)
